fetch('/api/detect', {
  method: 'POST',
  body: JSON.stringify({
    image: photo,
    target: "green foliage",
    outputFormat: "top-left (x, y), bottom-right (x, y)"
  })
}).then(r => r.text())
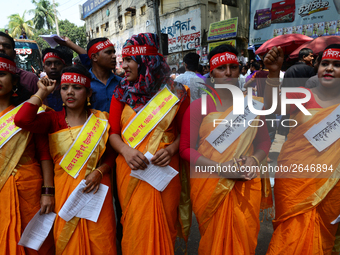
top-left (8, 11), bottom-right (35, 38)
top-left (29, 0), bottom-right (59, 30)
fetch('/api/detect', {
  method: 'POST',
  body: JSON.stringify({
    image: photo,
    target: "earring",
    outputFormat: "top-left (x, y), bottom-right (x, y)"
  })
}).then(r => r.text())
top-left (12, 87), bottom-right (18, 97)
top-left (87, 97), bottom-right (91, 106)
top-left (210, 76), bottom-right (215, 84)
top-left (62, 102), bottom-right (65, 106)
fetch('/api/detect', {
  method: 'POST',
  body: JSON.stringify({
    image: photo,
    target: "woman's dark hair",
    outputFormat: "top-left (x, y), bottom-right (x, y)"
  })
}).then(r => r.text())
top-left (324, 44), bottom-right (340, 51)
top-left (208, 44), bottom-right (239, 62)
top-left (0, 53), bottom-right (32, 106)
top-left (61, 64), bottom-right (95, 108)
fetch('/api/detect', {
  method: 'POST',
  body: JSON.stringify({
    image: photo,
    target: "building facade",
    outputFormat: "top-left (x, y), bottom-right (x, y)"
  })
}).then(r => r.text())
top-left (82, 0), bottom-right (250, 67)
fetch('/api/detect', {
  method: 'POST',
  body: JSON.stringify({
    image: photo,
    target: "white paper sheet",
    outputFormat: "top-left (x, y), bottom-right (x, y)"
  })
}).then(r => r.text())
top-left (39, 34), bottom-right (65, 48)
top-left (18, 210), bottom-right (56, 251)
top-left (130, 151), bottom-right (178, 191)
top-left (58, 180), bottom-right (95, 222)
top-left (331, 214), bottom-right (340, 224)
top-left (76, 183), bottom-right (108, 222)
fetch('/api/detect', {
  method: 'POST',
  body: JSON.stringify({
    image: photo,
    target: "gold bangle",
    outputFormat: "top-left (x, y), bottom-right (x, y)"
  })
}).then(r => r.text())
top-left (250, 155), bottom-right (260, 167)
top-left (31, 95), bottom-right (43, 106)
top-left (233, 158), bottom-right (240, 171)
top-left (95, 169), bottom-right (104, 178)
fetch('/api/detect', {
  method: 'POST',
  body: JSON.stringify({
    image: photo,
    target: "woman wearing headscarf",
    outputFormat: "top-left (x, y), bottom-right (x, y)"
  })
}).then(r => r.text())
top-left (179, 44), bottom-right (272, 255)
top-left (264, 45), bottom-right (340, 254)
top-left (109, 33), bottom-right (190, 255)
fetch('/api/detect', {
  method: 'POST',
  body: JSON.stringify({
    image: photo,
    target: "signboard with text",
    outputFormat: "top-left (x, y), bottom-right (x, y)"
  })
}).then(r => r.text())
top-left (82, 0), bottom-right (112, 19)
top-left (208, 39), bottom-right (237, 52)
top-left (250, 0), bottom-right (340, 45)
top-left (160, 8), bottom-right (201, 54)
top-left (207, 17), bottom-right (238, 41)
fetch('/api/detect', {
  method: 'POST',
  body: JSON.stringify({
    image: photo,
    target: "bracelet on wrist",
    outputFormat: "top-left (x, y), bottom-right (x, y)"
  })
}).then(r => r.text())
top-left (250, 155), bottom-right (260, 167)
top-left (95, 169), bottom-right (104, 178)
top-left (31, 94), bottom-right (43, 106)
top-left (41, 186), bottom-right (55, 195)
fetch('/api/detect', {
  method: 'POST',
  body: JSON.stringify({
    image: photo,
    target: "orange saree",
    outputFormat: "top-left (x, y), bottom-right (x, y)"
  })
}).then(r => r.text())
top-left (190, 103), bottom-right (271, 255)
top-left (0, 106), bottom-right (54, 255)
top-left (267, 106), bottom-right (340, 255)
top-left (116, 100), bottom-right (188, 255)
top-left (49, 110), bottom-right (116, 255)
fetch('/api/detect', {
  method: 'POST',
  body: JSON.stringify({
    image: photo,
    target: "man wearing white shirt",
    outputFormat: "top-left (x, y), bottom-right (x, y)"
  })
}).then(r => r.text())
top-left (175, 53), bottom-right (205, 101)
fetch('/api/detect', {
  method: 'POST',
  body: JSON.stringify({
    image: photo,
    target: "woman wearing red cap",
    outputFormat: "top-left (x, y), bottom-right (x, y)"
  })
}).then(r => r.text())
top-left (15, 64), bottom-right (117, 255)
top-left (179, 44), bottom-right (272, 255)
top-left (109, 33), bottom-right (189, 255)
top-left (0, 53), bottom-right (54, 255)
top-left (264, 44), bottom-right (340, 254)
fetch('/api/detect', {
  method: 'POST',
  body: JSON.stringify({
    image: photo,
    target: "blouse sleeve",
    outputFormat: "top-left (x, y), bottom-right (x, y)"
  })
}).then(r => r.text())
top-left (34, 133), bottom-right (52, 161)
top-left (14, 102), bottom-right (54, 133)
top-left (175, 94), bottom-right (190, 132)
top-left (109, 96), bottom-right (125, 135)
top-left (179, 99), bottom-right (204, 165)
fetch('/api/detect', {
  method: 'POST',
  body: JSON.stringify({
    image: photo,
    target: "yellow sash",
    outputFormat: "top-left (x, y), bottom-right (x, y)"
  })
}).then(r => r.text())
top-left (59, 114), bottom-right (108, 178)
top-left (0, 103), bottom-right (43, 148)
top-left (122, 86), bottom-right (179, 148)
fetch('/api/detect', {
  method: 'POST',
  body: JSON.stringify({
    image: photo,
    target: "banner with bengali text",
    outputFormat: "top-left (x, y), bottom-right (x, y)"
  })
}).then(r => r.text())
top-left (123, 86), bottom-right (179, 148)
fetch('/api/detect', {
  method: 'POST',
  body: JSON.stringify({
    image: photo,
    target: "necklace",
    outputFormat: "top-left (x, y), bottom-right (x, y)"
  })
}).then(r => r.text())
top-left (65, 110), bottom-right (88, 143)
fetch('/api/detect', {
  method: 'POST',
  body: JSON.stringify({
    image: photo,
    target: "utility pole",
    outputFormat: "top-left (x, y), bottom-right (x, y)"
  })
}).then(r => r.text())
top-left (53, 0), bottom-right (60, 36)
top-left (153, 0), bottom-right (163, 55)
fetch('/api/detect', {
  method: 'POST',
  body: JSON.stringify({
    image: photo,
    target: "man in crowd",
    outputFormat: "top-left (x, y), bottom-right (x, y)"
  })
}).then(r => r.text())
top-left (175, 52), bottom-right (205, 101)
top-left (0, 32), bottom-right (39, 94)
top-left (281, 48), bottom-right (315, 88)
top-left (42, 46), bottom-right (73, 110)
top-left (19, 32), bottom-right (28, 39)
top-left (86, 38), bottom-right (121, 112)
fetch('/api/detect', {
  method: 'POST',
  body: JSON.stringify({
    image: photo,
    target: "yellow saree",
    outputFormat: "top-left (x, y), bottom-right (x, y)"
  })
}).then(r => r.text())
top-left (116, 98), bottom-right (189, 255)
top-left (267, 105), bottom-right (340, 255)
top-left (190, 102), bottom-right (271, 255)
top-left (0, 106), bottom-right (54, 255)
top-left (49, 110), bottom-right (116, 255)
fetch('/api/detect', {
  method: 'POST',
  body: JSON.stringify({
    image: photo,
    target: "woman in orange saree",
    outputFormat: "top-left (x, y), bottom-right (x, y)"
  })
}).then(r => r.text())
top-left (0, 54), bottom-right (54, 255)
top-left (15, 64), bottom-right (117, 255)
top-left (264, 44), bottom-right (340, 255)
top-left (109, 33), bottom-right (189, 255)
top-left (179, 44), bottom-right (272, 255)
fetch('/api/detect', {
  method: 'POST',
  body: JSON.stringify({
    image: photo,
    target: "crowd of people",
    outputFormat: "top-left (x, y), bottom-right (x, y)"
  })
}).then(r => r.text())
top-left (0, 29), bottom-right (340, 255)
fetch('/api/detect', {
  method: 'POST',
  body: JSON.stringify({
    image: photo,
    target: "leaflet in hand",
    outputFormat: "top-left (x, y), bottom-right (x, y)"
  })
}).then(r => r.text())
top-left (18, 210), bottom-right (56, 251)
top-left (39, 34), bottom-right (65, 48)
top-left (59, 179), bottom-right (108, 222)
top-left (130, 151), bottom-right (178, 191)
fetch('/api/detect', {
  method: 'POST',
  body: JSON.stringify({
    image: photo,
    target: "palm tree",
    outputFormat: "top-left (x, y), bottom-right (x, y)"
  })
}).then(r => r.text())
top-left (8, 11), bottom-right (34, 38)
top-left (29, 0), bottom-right (58, 30)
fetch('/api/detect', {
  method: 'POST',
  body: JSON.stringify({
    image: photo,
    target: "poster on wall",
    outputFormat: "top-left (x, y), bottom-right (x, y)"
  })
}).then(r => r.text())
top-left (250, 0), bottom-right (340, 45)
top-left (160, 8), bottom-right (201, 54)
top-left (207, 17), bottom-right (238, 41)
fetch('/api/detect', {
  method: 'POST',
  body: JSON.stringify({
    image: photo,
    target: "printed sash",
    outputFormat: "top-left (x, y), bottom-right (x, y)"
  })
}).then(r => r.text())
top-left (122, 86), bottom-right (179, 148)
top-left (59, 114), bottom-right (108, 178)
top-left (206, 96), bottom-right (263, 153)
top-left (304, 105), bottom-right (340, 152)
top-left (0, 103), bottom-right (44, 149)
